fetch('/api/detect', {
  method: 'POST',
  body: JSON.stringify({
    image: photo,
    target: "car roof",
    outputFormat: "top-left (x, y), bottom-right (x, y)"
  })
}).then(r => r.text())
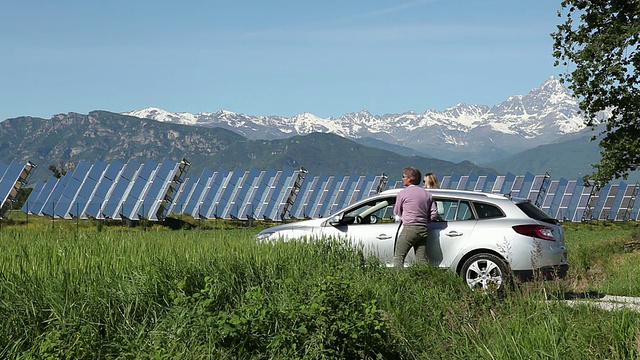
top-left (379, 188), bottom-right (509, 201)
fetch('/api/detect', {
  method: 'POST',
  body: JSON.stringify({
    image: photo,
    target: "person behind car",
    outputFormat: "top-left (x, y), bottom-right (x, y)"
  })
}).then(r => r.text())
top-left (393, 167), bottom-right (437, 267)
top-left (423, 172), bottom-right (440, 189)
top-left (424, 172), bottom-right (444, 219)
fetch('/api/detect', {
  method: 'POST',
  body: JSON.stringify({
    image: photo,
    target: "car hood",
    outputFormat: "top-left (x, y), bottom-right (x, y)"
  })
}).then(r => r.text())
top-left (257, 218), bottom-right (327, 235)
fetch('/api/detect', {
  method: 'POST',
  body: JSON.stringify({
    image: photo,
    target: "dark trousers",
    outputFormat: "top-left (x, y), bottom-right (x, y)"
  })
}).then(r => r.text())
top-left (393, 224), bottom-right (428, 267)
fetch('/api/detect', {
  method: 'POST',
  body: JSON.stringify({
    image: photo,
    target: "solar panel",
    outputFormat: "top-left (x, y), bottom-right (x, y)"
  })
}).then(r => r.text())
top-left (464, 172), bottom-right (478, 191)
top-left (235, 168), bottom-right (262, 219)
top-left (118, 159), bottom-right (157, 220)
top-left (509, 175), bottom-right (526, 198)
top-left (250, 169), bottom-right (276, 218)
top-left (290, 174), bottom-right (315, 219)
top-left (217, 167), bottom-right (248, 219)
top-left (0, 162), bottom-right (25, 206)
top-left (71, 160), bottom-right (108, 218)
top-left (599, 183), bottom-right (621, 220)
top-left (13, 161), bottom-right (640, 224)
top-left (21, 179), bottom-right (45, 214)
top-left (457, 175), bottom-right (469, 190)
top-left (142, 159), bottom-right (180, 220)
top-left (0, 161), bottom-right (37, 217)
top-left (262, 167), bottom-right (297, 221)
top-left (0, 161), bottom-right (8, 177)
top-left (314, 174), bottom-right (336, 218)
top-left (322, 174), bottom-right (343, 216)
top-left (449, 173), bottom-right (462, 190)
top-left (201, 169), bottom-right (231, 219)
top-left (0, 161), bottom-right (35, 216)
top-left (332, 174), bottom-right (359, 214)
top-left (610, 183), bottom-right (631, 220)
top-left (55, 160), bottom-right (92, 219)
top-left (84, 160), bottom-right (126, 218)
top-left (305, 174), bottom-right (328, 218)
top-left (101, 160), bottom-right (141, 219)
top-left (180, 168), bottom-right (214, 216)
top-left (168, 177), bottom-right (195, 215)
top-left (41, 174), bottom-right (72, 217)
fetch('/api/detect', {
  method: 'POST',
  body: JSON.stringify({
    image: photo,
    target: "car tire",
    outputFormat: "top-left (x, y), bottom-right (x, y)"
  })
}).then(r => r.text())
top-left (460, 253), bottom-right (510, 293)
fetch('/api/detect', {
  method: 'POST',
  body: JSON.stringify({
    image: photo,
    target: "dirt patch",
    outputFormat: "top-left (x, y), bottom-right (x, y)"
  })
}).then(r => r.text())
top-left (622, 240), bottom-right (640, 252)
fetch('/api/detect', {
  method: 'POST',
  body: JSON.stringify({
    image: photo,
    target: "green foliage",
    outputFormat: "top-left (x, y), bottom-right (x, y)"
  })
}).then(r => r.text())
top-left (48, 164), bottom-right (67, 178)
top-left (1, 225), bottom-right (640, 358)
top-left (553, 0), bottom-right (640, 187)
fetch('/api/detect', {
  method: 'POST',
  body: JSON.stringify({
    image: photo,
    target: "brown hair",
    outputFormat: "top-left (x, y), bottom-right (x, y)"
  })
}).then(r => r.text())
top-left (402, 167), bottom-right (422, 186)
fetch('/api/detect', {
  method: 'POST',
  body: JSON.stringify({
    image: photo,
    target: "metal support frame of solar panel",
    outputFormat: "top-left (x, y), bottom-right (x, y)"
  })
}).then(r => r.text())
top-left (153, 158), bottom-right (190, 221)
top-left (264, 167), bottom-right (298, 221)
top-left (280, 167), bottom-right (307, 220)
top-left (0, 160), bottom-right (37, 218)
top-left (292, 173), bottom-right (323, 219)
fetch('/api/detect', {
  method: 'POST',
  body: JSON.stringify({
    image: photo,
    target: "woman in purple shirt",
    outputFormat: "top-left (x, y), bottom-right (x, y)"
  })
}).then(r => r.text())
top-left (393, 167), bottom-right (437, 267)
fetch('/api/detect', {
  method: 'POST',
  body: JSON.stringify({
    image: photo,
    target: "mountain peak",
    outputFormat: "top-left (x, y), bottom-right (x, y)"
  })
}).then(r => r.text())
top-left (120, 78), bottom-right (588, 163)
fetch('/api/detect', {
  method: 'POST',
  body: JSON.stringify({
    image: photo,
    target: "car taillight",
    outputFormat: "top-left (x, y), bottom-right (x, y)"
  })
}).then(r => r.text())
top-left (512, 225), bottom-right (556, 240)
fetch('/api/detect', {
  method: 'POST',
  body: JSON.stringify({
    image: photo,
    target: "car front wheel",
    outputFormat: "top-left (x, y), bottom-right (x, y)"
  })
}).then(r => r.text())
top-left (461, 253), bottom-right (510, 292)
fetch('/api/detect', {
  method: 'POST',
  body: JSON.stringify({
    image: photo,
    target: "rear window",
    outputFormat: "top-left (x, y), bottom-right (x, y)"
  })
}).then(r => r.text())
top-left (516, 201), bottom-right (559, 224)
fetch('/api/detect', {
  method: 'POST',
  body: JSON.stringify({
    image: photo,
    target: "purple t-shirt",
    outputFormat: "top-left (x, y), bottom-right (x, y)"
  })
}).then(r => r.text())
top-left (394, 185), bottom-right (437, 226)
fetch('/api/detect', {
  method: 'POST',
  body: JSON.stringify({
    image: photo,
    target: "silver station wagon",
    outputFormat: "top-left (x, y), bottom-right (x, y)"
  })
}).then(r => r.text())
top-left (256, 188), bottom-right (569, 291)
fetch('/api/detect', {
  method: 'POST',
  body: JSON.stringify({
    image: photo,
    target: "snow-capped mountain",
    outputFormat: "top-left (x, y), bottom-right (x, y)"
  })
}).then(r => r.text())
top-left (123, 77), bottom-right (589, 163)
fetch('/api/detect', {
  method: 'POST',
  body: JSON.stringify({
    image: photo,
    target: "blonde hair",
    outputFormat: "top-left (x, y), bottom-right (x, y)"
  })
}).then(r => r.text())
top-left (423, 173), bottom-right (440, 189)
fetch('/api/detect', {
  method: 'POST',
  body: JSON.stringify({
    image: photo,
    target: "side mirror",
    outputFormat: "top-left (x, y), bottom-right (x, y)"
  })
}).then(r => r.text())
top-left (329, 215), bottom-right (342, 226)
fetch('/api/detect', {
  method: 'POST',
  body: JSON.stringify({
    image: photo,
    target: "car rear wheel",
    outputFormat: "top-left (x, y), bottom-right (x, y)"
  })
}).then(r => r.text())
top-left (461, 253), bottom-right (510, 292)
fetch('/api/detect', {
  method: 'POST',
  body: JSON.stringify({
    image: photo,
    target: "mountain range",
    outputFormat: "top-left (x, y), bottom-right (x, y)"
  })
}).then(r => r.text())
top-left (3, 77), bottom-right (638, 184)
top-left (124, 77), bottom-right (592, 164)
top-left (0, 111), bottom-right (494, 183)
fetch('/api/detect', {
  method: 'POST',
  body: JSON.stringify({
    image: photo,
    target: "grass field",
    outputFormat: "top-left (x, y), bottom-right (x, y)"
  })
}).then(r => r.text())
top-left (0, 215), bottom-right (639, 359)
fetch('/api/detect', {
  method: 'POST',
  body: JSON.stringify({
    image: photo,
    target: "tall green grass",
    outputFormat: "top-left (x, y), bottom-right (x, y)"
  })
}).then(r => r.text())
top-left (1, 225), bottom-right (639, 359)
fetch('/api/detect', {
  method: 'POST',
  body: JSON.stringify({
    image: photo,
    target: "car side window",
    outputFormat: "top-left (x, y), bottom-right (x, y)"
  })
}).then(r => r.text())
top-left (473, 202), bottom-right (504, 219)
top-left (437, 199), bottom-right (475, 221)
top-left (343, 198), bottom-right (396, 224)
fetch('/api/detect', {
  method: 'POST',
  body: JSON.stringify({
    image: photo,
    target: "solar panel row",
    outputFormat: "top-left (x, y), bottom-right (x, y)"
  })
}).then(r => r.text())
top-left (0, 160), bottom-right (37, 218)
top-left (23, 158), bottom-right (189, 220)
top-left (440, 172), bottom-right (640, 221)
top-left (13, 159), bottom-right (640, 222)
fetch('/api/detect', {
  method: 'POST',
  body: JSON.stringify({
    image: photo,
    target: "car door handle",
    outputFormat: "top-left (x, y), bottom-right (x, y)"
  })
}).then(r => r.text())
top-left (376, 234), bottom-right (392, 240)
top-left (446, 231), bottom-right (464, 237)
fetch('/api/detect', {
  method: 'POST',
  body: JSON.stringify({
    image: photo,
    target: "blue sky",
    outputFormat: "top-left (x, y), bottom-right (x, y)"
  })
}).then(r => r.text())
top-left (1, 0), bottom-right (564, 121)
